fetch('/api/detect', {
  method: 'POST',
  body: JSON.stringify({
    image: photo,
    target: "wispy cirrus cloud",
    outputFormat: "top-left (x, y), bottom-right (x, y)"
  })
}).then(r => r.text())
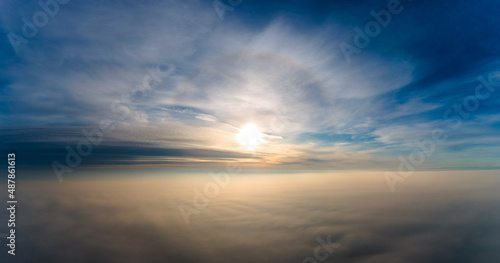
top-left (1, 0), bottom-right (499, 171)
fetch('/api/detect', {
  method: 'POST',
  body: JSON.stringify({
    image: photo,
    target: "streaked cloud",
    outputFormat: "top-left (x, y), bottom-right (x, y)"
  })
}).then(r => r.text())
top-left (1, 0), bottom-right (499, 171)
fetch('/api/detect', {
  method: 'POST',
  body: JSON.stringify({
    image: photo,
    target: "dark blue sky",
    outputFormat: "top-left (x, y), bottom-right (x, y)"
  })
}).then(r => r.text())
top-left (1, 0), bottom-right (500, 173)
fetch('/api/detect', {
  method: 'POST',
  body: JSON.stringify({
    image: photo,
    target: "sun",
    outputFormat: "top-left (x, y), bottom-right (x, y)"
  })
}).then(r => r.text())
top-left (237, 123), bottom-right (263, 150)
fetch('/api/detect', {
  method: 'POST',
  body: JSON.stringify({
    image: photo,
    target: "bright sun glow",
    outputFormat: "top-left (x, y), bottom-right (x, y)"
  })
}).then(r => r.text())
top-left (237, 123), bottom-right (263, 150)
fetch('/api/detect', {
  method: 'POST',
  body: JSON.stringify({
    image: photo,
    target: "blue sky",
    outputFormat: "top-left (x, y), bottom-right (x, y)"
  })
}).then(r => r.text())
top-left (1, 0), bottom-right (500, 173)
